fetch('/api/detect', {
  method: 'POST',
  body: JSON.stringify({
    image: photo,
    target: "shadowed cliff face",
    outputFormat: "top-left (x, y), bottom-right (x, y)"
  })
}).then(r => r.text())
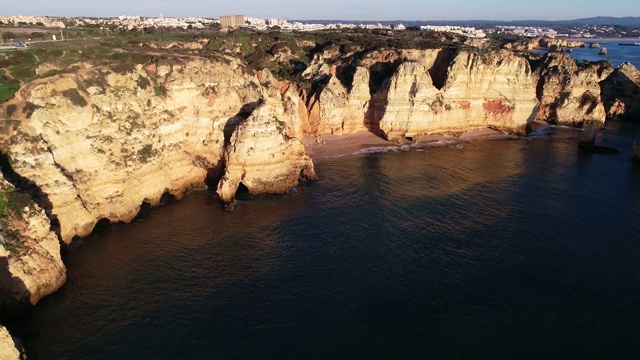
top-left (600, 62), bottom-right (640, 121)
top-left (0, 177), bottom-right (66, 319)
top-left (534, 52), bottom-right (612, 127)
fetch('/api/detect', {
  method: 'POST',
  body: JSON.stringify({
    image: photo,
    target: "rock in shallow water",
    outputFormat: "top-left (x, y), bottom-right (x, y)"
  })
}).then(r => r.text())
top-left (0, 325), bottom-right (22, 360)
top-left (216, 103), bottom-right (318, 205)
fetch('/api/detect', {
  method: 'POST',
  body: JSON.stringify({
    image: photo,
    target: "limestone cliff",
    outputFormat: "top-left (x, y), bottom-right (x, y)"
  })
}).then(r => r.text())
top-left (0, 325), bottom-right (21, 360)
top-left (0, 178), bottom-right (65, 315)
top-left (539, 39), bottom-right (586, 49)
top-left (216, 103), bottom-right (317, 205)
top-left (307, 67), bottom-right (371, 135)
top-left (534, 53), bottom-right (612, 126)
top-left (0, 43), bottom-right (636, 320)
top-left (600, 62), bottom-right (640, 120)
top-left (367, 50), bottom-right (537, 141)
top-left (306, 48), bottom-right (538, 142)
top-left (0, 56), bottom-right (314, 244)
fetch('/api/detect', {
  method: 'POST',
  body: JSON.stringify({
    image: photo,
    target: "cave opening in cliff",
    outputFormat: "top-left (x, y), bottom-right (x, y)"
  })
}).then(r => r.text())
top-left (0, 152), bottom-right (61, 238)
top-left (429, 48), bottom-right (456, 90)
top-left (134, 202), bottom-right (153, 221)
top-left (204, 160), bottom-right (226, 189)
top-left (234, 182), bottom-right (251, 200)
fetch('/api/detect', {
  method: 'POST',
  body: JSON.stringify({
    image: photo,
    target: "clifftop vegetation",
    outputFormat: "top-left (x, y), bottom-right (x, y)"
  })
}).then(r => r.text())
top-left (0, 25), bottom-right (591, 106)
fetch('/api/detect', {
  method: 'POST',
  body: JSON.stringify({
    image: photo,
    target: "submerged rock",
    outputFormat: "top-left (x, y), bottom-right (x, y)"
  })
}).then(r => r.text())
top-left (578, 141), bottom-right (619, 154)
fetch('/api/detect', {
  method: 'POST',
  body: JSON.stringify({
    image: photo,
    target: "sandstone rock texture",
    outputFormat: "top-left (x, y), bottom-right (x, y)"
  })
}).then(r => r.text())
top-left (307, 48), bottom-right (540, 142)
top-left (0, 56), bottom-right (318, 243)
top-left (0, 325), bottom-right (21, 360)
top-left (307, 67), bottom-right (371, 135)
top-left (0, 45), bottom-right (637, 319)
top-left (600, 62), bottom-right (640, 121)
top-left (216, 103), bottom-right (317, 204)
top-left (539, 39), bottom-right (586, 49)
top-left (534, 53), bottom-right (612, 127)
top-left (0, 178), bottom-right (65, 315)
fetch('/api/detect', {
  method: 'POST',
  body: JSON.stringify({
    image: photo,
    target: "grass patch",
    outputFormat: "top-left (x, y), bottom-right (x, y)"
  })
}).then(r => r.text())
top-left (0, 188), bottom-right (32, 220)
top-left (0, 82), bottom-right (20, 103)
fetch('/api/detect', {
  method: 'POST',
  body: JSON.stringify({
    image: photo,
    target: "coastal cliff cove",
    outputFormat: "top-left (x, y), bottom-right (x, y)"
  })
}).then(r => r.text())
top-left (0, 23), bottom-right (640, 358)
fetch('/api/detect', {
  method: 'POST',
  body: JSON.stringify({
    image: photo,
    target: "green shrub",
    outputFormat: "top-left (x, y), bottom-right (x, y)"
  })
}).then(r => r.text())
top-left (0, 82), bottom-right (20, 103)
top-left (0, 188), bottom-right (32, 220)
top-left (153, 85), bottom-right (166, 96)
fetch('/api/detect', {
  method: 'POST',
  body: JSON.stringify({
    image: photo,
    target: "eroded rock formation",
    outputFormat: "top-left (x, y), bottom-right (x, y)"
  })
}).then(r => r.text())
top-left (0, 178), bottom-right (65, 315)
top-left (0, 325), bottom-right (21, 360)
top-left (0, 57), bottom-right (280, 243)
top-left (216, 103), bottom-right (317, 205)
top-left (534, 53), bottom-right (612, 126)
top-left (0, 43), bottom-right (638, 322)
top-left (305, 48), bottom-right (540, 142)
top-left (601, 62), bottom-right (640, 120)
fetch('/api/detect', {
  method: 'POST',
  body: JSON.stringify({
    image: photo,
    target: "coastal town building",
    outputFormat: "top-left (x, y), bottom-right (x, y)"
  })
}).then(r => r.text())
top-left (0, 15), bottom-right (66, 28)
top-left (420, 25), bottom-right (486, 38)
top-left (220, 15), bottom-right (245, 29)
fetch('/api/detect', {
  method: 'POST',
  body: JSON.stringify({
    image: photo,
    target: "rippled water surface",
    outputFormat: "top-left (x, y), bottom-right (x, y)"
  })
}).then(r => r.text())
top-left (9, 122), bottom-right (640, 359)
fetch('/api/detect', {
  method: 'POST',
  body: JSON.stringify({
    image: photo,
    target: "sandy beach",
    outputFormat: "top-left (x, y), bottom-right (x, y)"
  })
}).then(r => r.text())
top-left (303, 128), bottom-right (516, 162)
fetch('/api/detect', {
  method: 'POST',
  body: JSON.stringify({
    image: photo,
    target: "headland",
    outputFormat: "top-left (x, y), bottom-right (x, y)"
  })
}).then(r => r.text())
top-left (0, 20), bottom-right (639, 356)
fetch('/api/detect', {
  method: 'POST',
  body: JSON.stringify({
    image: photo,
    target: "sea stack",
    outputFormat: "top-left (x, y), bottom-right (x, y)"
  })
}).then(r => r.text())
top-left (599, 48), bottom-right (608, 55)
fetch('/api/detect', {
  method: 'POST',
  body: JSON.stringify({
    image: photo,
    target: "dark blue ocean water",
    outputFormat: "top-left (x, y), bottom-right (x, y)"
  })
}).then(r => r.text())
top-left (536, 39), bottom-right (640, 68)
top-left (8, 122), bottom-right (640, 359)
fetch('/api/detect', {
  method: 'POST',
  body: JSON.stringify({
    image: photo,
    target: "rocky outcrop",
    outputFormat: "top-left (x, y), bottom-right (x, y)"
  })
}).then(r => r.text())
top-left (255, 70), bottom-right (310, 139)
top-left (0, 56), bottom-right (316, 243)
top-left (535, 53), bottom-right (612, 126)
top-left (539, 39), bottom-right (586, 49)
top-left (1, 43), bottom-right (638, 319)
top-left (600, 62), bottom-right (640, 120)
top-left (0, 325), bottom-right (21, 360)
top-left (0, 177), bottom-right (66, 316)
top-left (216, 103), bottom-right (317, 205)
top-left (366, 50), bottom-right (537, 141)
top-left (307, 67), bottom-right (371, 135)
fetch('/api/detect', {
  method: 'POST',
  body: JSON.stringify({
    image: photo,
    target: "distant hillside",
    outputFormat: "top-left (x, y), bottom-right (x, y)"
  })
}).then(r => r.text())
top-left (294, 17), bottom-right (640, 28)
top-left (568, 17), bottom-right (640, 27)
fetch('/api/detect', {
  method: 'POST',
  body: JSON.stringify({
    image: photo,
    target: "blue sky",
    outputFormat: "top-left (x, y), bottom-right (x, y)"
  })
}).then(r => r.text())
top-left (2, 0), bottom-right (639, 21)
